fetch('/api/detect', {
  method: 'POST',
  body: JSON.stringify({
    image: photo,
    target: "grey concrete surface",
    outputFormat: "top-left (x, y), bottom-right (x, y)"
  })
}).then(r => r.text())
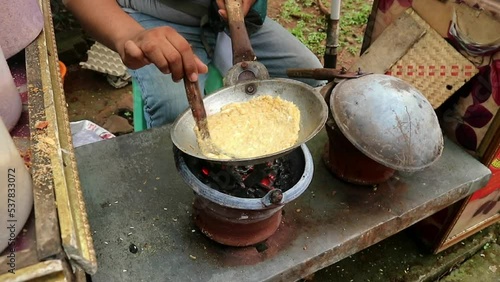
top-left (75, 125), bottom-right (490, 282)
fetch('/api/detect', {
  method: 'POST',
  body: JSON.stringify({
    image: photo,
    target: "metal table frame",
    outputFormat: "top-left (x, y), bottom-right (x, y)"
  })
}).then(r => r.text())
top-left (75, 125), bottom-right (490, 282)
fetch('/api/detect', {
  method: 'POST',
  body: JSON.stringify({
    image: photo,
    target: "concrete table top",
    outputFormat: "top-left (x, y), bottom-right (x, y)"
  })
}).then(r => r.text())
top-left (75, 125), bottom-right (491, 282)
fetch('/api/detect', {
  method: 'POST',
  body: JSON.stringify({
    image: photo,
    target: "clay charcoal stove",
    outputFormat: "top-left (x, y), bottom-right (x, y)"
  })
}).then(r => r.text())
top-left (174, 145), bottom-right (314, 247)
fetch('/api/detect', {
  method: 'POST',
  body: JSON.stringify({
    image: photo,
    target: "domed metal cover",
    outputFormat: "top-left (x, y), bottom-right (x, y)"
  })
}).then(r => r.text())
top-left (330, 74), bottom-right (444, 172)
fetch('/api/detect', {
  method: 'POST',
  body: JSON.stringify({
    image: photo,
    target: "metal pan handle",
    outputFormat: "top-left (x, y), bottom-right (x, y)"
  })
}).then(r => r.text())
top-left (225, 0), bottom-right (256, 64)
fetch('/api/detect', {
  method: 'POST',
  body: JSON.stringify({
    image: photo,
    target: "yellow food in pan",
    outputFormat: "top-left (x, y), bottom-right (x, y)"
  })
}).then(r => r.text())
top-left (195, 95), bottom-right (300, 159)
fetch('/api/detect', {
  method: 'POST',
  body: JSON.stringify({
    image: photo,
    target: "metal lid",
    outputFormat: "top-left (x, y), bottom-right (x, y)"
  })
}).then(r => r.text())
top-left (330, 74), bottom-right (444, 172)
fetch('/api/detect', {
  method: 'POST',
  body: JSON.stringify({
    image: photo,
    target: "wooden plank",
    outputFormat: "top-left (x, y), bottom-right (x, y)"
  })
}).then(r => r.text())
top-left (478, 110), bottom-right (500, 164)
top-left (32, 0), bottom-right (97, 274)
top-left (0, 260), bottom-right (67, 281)
top-left (25, 41), bottom-right (63, 260)
top-left (360, 0), bottom-right (380, 54)
top-left (349, 12), bottom-right (426, 74)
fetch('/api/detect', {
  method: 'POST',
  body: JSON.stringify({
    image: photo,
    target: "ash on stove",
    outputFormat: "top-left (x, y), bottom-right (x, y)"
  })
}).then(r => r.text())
top-left (182, 149), bottom-right (306, 199)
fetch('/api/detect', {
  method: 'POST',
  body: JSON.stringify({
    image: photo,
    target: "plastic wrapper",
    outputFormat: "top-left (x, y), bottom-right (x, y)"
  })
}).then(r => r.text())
top-left (70, 120), bottom-right (115, 148)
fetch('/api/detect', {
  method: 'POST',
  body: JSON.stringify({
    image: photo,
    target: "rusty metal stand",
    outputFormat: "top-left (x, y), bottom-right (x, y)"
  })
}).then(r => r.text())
top-left (323, 0), bottom-right (341, 68)
top-left (75, 125), bottom-right (490, 282)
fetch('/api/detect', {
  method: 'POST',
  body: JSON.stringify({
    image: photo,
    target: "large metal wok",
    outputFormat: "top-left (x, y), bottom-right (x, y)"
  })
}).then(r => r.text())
top-left (171, 78), bottom-right (328, 165)
top-left (171, 0), bottom-right (328, 166)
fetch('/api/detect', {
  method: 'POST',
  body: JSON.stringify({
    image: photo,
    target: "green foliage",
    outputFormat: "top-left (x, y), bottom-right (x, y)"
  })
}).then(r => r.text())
top-left (336, 0), bottom-right (372, 57)
top-left (277, 0), bottom-right (372, 59)
top-left (280, 0), bottom-right (315, 22)
top-left (289, 20), bottom-right (327, 56)
top-left (347, 46), bottom-right (358, 55)
top-left (280, 0), bottom-right (299, 21)
top-left (303, 0), bottom-right (316, 7)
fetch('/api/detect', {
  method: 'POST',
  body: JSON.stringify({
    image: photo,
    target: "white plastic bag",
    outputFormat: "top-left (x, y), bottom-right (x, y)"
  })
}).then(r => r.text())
top-left (70, 120), bottom-right (115, 148)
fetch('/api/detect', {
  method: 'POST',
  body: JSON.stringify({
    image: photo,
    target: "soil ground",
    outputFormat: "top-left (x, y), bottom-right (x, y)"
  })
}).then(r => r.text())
top-left (64, 65), bottom-right (133, 135)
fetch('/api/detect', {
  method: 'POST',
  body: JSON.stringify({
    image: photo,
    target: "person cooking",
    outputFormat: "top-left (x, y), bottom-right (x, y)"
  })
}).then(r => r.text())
top-left (63, 0), bottom-right (324, 128)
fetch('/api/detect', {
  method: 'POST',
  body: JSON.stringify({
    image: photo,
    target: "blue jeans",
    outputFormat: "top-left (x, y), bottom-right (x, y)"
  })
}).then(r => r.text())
top-left (128, 12), bottom-right (324, 128)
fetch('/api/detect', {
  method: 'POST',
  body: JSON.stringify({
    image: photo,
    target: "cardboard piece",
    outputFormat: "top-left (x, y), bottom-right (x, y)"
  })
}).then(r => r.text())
top-left (349, 12), bottom-right (426, 74)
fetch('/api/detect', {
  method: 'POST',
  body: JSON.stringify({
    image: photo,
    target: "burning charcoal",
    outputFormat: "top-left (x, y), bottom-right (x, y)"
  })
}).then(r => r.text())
top-left (233, 188), bottom-right (251, 198)
top-left (228, 168), bottom-right (247, 186)
top-left (243, 164), bottom-right (268, 188)
top-left (235, 166), bottom-right (253, 176)
top-left (184, 151), bottom-right (299, 199)
top-left (258, 177), bottom-right (273, 190)
top-left (275, 159), bottom-right (293, 190)
top-left (212, 172), bottom-right (234, 191)
top-left (254, 188), bottom-right (268, 198)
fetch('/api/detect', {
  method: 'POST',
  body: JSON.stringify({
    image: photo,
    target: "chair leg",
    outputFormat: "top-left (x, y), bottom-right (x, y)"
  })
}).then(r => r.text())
top-left (132, 79), bottom-right (147, 132)
top-left (205, 63), bottom-right (224, 95)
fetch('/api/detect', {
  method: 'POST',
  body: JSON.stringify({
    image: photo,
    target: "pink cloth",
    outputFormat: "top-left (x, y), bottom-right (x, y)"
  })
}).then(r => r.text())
top-left (0, 0), bottom-right (43, 59)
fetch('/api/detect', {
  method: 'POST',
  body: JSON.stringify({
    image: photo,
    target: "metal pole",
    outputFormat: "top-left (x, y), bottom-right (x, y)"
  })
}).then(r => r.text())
top-left (324, 0), bottom-right (341, 69)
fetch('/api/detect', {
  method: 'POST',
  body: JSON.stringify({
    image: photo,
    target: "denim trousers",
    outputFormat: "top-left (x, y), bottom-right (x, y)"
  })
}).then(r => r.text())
top-left (128, 11), bottom-right (324, 128)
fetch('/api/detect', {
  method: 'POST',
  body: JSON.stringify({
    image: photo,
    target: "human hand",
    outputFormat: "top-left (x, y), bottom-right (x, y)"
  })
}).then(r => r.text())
top-left (216, 0), bottom-right (257, 20)
top-left (118, 27), bottom-right (208, 82)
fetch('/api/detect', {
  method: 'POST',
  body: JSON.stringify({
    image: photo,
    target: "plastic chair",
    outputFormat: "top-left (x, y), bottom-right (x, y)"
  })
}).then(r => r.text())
top-left (133, 63), bottom-right (224, 132)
